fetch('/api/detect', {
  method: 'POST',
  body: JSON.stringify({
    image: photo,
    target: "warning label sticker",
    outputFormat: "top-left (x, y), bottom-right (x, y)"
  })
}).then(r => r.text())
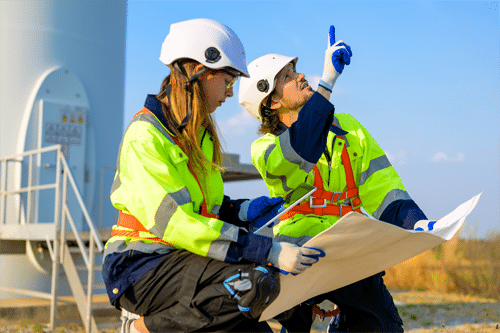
top-left (44, 123), bottom-right (82, 145)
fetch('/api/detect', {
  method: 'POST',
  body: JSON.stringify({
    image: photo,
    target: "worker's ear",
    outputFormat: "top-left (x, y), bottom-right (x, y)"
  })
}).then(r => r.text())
top-left (269, 95), bottom-right (282, 110)
top-left (270, 101), bottom-right (282, 110)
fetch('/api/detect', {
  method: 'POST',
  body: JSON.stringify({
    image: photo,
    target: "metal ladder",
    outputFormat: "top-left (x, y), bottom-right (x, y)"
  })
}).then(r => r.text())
top-left (0, 145), bottom-right (107, 332)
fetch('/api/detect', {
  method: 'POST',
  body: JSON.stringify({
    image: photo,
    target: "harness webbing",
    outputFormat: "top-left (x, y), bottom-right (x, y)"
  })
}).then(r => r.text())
top-left (312, 304), bottom-right (341, 321)
top-left (280, 131), bottom-right (362, 221)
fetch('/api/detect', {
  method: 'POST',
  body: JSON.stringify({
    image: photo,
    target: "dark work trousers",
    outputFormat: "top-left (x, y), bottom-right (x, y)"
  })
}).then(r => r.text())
top-left (283, 272), bottom-right (403, 333)
top-left (278, 302), bottom-right (314, 332)
top-left (115, 250), bottom-right (274, 333)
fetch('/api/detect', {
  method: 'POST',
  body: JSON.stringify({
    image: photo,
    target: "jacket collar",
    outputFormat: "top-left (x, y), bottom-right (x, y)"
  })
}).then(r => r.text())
top-left (275, 120), bottom-right (348, 137)
top-left (144, 94), bottom-right (175, 134)
top-left (274, 122), bottom-right (289, 136)
top-left (329, 123), bottom-right (348, 136)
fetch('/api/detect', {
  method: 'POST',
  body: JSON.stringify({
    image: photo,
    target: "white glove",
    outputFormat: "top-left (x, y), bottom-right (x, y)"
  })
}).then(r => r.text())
top-left (319, 25), bottom-right (352, 92)
top-left (267, 242), bottom-right (325, 275)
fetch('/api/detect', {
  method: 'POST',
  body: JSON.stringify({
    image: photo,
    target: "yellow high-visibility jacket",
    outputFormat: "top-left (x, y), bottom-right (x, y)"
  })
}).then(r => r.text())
top-left (103, 95), bottom-right (271, 304)
top-left (251, 92), bottom-right (426, 245)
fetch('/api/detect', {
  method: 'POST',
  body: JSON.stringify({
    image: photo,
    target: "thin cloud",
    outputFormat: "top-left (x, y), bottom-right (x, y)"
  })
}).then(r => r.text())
top-left (430, 152), bottom-right (465, 163)
top-left (227, 108), bottom-right (258, 127)
top-left (219, 107), bottom-right (260, 138)
top-left (385, 150), bottom-right (407, 167)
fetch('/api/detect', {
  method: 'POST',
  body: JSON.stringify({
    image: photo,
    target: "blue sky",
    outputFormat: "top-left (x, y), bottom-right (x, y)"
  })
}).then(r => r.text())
top-left (124, 1), bottom-right (499, 238)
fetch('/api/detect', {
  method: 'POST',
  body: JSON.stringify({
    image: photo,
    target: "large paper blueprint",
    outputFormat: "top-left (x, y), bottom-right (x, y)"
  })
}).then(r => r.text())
top-left (260, 193), bottom-right (482, 321)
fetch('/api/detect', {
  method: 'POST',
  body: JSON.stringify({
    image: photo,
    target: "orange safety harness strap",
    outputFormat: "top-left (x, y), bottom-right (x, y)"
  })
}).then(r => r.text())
top-left (112, 108), bottom-right (217, 241)
top-left (112, 211), bottom-right (174, 246)
top-left (281, 132), bottom-right (362, 221)
top-left (312, 304), bottom-right (341, 321)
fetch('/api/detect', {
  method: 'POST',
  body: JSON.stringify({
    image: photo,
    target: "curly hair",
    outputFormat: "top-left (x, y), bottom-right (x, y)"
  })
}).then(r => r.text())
top-left (258, 107), bottom-right (281, 135)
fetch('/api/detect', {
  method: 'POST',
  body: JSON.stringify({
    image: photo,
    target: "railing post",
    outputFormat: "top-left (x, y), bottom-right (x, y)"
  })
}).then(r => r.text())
top-left (99, 166), bottom-right (104, 230)
top-left (59, 161), bottom-right (68, 263)
top-left (86, 235), bottom-right (95, 333)
top-left (26, 154), bottom-right (33, 224)
top-left (0, 160), bottom-right (6, 225)
top-left (48, 235), bottom-right (60, 330)
top-left (49, 146), bottom-right (63, 330)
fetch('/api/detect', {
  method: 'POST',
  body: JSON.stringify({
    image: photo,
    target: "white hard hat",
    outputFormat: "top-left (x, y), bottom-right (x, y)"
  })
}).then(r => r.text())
top-left (238, 54), bottom-right (297, 121)
top-left (160, 18), bottom-right (249, 77)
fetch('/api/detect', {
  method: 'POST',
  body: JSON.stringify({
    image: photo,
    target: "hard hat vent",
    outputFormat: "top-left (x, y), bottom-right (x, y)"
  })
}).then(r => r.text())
top-left (257, 79), bottom-right (269, 93)
top-left (205, 47), bottom-right (221, 63)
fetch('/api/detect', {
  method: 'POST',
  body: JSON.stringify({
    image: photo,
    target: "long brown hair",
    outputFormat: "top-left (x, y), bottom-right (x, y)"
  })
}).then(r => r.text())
top-left (156, 61), bottom-right (225, 176)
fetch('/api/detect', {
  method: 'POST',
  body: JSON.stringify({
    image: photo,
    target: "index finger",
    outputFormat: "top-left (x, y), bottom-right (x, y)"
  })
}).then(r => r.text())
top-left (329, 25), bottom-right (336, 46)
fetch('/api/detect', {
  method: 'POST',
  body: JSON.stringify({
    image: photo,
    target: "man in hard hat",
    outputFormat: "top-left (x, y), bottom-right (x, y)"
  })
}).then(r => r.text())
top-left (238, 25), bottom-right (427, 332)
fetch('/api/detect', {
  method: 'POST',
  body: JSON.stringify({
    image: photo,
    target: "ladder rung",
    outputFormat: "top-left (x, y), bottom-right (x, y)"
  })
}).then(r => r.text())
top-left (75, 265), bottom-right (103, 271)
top-left (68, 246), bottom-right (83, 253)
top-left (93, 283), bottom-right (106, 289)
top-left (97, 322), bottom-right (122, 330)
top-left (79, 282), bottom-right (106, 290)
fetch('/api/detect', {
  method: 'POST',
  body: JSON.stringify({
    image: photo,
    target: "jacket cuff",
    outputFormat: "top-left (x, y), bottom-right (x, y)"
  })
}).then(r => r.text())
top-left (242, 233), bottom-right (273, 265)
top-left (219, 196), bottom-right (248, 227)
top-left (379, 199), bottom-right (427, 230)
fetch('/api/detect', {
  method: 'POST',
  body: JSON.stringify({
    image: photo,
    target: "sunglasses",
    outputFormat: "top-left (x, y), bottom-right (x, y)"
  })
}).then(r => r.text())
top-left (221, 69), bottom-right (238, 89)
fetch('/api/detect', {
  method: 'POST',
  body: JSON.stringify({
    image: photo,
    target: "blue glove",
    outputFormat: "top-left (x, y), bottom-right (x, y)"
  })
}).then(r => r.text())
top-left (239, 196), bottom-right (284, 232)
top-left (319, 25), bottom-right (353, 92)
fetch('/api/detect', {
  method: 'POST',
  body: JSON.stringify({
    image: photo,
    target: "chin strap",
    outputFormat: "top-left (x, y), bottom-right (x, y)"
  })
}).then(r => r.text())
top-left (169, 61), bottom-right (208, 132)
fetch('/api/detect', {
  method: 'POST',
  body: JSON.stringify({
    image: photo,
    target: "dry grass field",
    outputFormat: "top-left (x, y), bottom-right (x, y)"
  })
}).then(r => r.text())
top-left (383, 233), bottom-right (500, 300)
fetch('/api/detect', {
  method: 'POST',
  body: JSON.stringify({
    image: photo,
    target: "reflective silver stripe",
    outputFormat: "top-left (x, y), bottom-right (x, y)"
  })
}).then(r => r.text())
top-left (264, 144), bottom-right (276, 164)
top-left (372, 189), bottom-right (411, 219)
top-left (137, 112), bottom-right (176, 144)
top-left (273, 234), bottom-right (313, 247)
top-left (104, 239), bottom-right (174, 258)
top-left (206, 241), bottom-right (229, 261)
top-left (111, 113), bottom-right (176, 196)
top-left (266, 171), bottom-right (292, 192)
top-left (206, 223), bottom-right (240, 261)
top-left (110, 133), bottom-right (128, 196)
top-left (359, 155), bottom-right (392, 187)
top-left (110, 136), bottom-right (125, 194)
top-left (333, 116), bottom-right (341, 128)
top-left (264, 142), bottom-right (292, 192)
top-left (278, 129), bottom-right (315, 173)
top-left (110, 172), bottom-right (121, 195)
top-left (211, 204), bottom-right (221, 216)
top-left (152, 187), bottom-right (192, 238)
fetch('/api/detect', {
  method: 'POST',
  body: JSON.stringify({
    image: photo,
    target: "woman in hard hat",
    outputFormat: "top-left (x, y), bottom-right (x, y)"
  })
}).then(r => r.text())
top-left (239, 26), bottom-right (427, 332)
top-left (102, 18), bottom-right (324, 333)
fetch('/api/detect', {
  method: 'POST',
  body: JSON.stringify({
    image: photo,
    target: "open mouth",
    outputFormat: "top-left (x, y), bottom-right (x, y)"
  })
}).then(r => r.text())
top-left (301, 82), bottom-right (309, 90)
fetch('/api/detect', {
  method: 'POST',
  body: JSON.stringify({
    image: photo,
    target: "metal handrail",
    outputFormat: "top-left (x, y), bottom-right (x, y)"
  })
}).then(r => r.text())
top-left (0, 145), bottom-right (61, 162)
top-left (0, 145), bottom-right (103, 251)
top-left (58, 154), bottom-right (103, 252)
top-left (1, 144), bottom-right (105, 333)
top-left (2, 183), bottom-right (57, 195)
